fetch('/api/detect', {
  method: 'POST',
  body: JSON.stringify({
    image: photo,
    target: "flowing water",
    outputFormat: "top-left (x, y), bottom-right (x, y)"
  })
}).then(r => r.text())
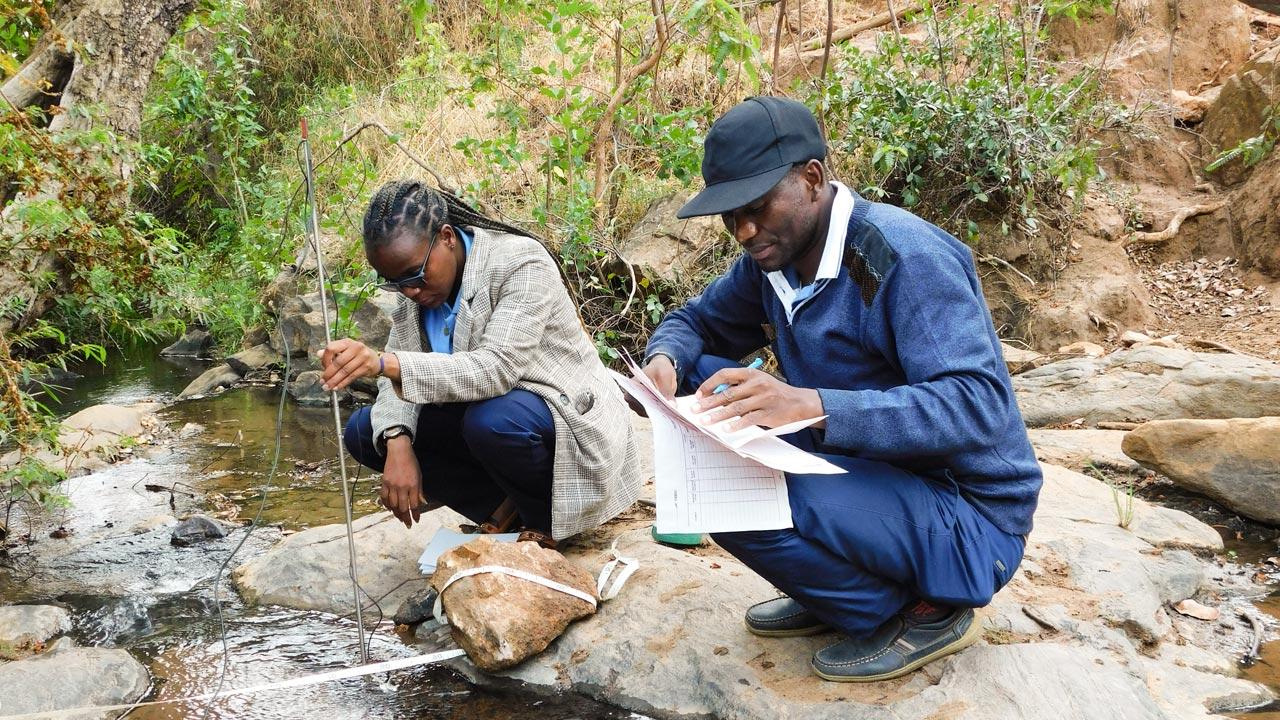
top-left (1, 345), bottom-right (636, 719)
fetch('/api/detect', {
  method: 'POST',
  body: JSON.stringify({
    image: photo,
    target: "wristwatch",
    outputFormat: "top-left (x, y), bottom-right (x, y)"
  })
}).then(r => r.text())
top-left (378, 425), bottom-right (411, 449)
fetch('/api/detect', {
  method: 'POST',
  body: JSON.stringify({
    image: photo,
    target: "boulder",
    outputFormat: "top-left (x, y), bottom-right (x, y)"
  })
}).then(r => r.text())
top-left (233, 508), bottom-right (470, 614)
top-left (1000, 342), bottom-right (1044, 375)
top-left (1014, 346), bottom-right (1280, 427)
top-left (0, 639), bottom-right (149, 719)
top-left (433, 538), bottom-right (597, 671)
top-left (1201, 45), bottom-right (1280, 186)
top-left (225, 343), bottom-right (282, 375)
top-left (159, 328), bottom-right (213, 357)
top-left (0, 605), bottom-right (71, 651)
top-left (617, 191), bottom-right (727, 284)
top-left (1231, 149), bottom-right (1280, 279)
top-left (270, 291), bottom-right (400, 366)
top-left (1122, 417), bottom-right (1280, 525)
top-left (1027, 429), bottom-right (1144, 473)
top-left (58, 404), bottom-right (151, 453)
top-left (178, 363), bottom-right (241, 398)
top-left (170, 515), bottom-right (228, 547)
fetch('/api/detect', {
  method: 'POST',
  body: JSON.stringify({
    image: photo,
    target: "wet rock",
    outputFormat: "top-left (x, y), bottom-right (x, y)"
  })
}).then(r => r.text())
top-left (233, 508), bottom-right (470, 615)
top-left (1027, 428), bottom-right (1144, 473)
top-left (225, 343), bottom-right (283, 375)
top-left (179, 363), bottom-right (241, 398)
top-left (170, 515), bottom-right (227, 547)
top-left (0, 605), bottom-right (71, 650)
top-left (432, 538), bottom-right (597, 671)
top-left (1014, 346), bottom-right (1280, 427)
top-left (392, 585), bottom-right (439, 626)
top-left (176, 422), bottom-right (204, 440)
top-left (160, 328), bottom-right (214, 357)
top-left (0, 639), bottom-right (149, 718)
top-left (1122, 417), bottom-right (1280, 524)
top-left (617, 191), bottom-right (727, 284)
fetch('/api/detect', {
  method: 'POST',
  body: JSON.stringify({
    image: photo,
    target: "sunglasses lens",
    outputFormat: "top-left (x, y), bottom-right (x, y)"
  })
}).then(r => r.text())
top-left (399, 277), bottom-right (428, 290)
top-left (376, 281), bottom-right (400, 292)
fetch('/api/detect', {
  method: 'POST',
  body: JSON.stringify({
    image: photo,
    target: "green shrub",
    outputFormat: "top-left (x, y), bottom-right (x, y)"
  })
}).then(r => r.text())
top-left (819, 1), bottom-right (1108, 244)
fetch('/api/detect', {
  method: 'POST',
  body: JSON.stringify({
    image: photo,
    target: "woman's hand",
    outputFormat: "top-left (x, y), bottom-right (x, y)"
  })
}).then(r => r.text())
top-left (318, 339), bottom-right (380, 391)
top-left (381, 436), bottom-right (424, 528)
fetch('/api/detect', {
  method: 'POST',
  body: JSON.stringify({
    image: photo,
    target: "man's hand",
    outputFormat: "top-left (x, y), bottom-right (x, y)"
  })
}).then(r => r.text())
top-left (642, 354), bottom-right (678, 400)
top-left (318, 339), bottom-right (380, 391)
top-left (693, 367), bottom-right (825, 431)
top-left (380, 437), bottom-right (423, 528)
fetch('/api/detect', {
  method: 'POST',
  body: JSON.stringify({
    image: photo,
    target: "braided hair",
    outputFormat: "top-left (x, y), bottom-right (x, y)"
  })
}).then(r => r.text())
top-left (362, 180), bottom-right (537, 249)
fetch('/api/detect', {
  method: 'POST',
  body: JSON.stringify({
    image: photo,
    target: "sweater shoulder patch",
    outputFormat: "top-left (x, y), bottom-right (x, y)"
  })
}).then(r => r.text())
top-left (843, 227), bottom-right (898, 307)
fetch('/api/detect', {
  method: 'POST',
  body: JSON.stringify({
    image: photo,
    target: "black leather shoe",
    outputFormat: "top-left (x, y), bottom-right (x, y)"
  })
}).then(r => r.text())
top-left (745, 597), bottom-right (832, 637)
top-left (810, 607), bottom-right (979, 682)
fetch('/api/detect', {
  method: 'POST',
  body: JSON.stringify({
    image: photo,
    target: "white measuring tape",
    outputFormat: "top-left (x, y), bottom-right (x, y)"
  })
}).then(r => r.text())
top-left (0, 647), bottom-right (467, 719)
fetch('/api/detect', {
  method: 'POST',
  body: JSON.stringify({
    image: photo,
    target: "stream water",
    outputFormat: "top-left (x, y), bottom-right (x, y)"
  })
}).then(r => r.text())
top-left (1, 345), bottom-right (635, 719)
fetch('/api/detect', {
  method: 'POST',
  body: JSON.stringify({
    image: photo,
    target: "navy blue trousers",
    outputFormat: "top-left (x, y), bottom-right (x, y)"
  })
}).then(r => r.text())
top-left (343, 389), bottom-right (556, 533)
top-left (687, 355), bottom-right (1026, 636)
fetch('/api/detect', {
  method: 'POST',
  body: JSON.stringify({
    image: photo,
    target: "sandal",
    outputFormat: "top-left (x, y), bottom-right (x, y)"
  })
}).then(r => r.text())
top-left (459, 497), bottom-right (520, 535)
top-left (516, 528), bottom-right (558, 550)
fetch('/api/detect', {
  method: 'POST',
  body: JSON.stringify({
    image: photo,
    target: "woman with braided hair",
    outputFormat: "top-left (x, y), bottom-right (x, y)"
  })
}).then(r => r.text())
top-left (319, 180), bottom-right (640, 547)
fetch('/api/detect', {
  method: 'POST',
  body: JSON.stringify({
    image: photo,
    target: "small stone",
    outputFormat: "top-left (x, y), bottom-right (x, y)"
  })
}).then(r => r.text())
top-left (1120, 330), bottom-right (1152, 346)
top-left (1057, 341), bottom-right (1106, 357)
top-left (1172, 599), bottom-right (1221, 621)
top-left (392, 585), bottom-right (439, 626)
top-left (170, 515), bottom-right (227, 547)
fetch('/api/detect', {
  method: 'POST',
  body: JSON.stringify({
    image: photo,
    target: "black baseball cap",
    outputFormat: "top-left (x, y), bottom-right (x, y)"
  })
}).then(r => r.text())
top-left (676, 96), bottom-right (827, 219)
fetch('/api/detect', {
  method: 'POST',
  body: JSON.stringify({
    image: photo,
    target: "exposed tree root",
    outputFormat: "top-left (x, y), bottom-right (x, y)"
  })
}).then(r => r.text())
top-left (1124, 200), bottom-right (1229, 247)
top-left (800, 2), bottom-right (922, 57)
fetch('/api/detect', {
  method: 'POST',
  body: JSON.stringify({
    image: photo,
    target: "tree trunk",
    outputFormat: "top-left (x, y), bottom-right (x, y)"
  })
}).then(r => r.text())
top-left (0, 0), bottom-right (195, 337)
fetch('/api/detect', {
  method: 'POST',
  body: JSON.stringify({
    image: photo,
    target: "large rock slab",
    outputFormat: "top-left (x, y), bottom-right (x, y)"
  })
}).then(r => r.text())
top-left (0, 639), bottom-right (149, 719)
top-left (1122, 417), bottom-right (1280, 525)
top-left (1014, 346), bottom-right (1280, 427)
top-left (433, 538), bottom-right (597, 671)
top-left (225, 343), bottom-right (282, 375)
top-left (233, 508), bottom-right (469, 614)
top-left (1028, 428), bottom-right (1143, 473)
top-left (0, 605), bottom-right (71, 651)
top-left (59, 404), bottom-right (153, 453)
top-left (1034, 464), bottom-right (1222, 551)
top-left (1201, 44), bottom-right (1280, 187)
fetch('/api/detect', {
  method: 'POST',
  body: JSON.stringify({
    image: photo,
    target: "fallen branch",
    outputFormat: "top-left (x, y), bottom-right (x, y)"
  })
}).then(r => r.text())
top-left (800, 2), bottom-right (921, 56)
top-left (1124, 200), bottom-right (1228, 247)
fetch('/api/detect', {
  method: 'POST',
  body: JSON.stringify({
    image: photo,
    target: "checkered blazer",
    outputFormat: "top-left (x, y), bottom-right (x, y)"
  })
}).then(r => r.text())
top-left (369, 227), bottom-right (640, 539)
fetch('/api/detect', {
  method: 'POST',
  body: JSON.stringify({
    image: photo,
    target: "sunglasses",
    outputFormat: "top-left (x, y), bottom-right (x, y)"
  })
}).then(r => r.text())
top-left (376, 231), bottom-right (440, 293)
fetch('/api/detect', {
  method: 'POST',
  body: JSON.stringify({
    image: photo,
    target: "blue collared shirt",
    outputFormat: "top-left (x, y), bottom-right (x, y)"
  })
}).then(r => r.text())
top-left (420, 226), bottom-right (473, 354)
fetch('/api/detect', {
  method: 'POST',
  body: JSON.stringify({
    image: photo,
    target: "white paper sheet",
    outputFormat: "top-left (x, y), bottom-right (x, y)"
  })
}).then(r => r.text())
top-left (614, 357), bottom-right (845, 534)
top-left (417, 528), bottom-right (520, 575)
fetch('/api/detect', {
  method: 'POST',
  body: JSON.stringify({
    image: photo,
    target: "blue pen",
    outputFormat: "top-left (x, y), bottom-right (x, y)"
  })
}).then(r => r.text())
top-left (714, 357), bottom-right (764, 394)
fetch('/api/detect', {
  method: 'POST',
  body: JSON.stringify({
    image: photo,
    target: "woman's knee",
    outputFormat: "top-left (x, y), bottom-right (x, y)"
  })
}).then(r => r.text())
top-left (460, 391), bottom-right (551, 453)
top-left (343, 406), bottom-right (379, 468)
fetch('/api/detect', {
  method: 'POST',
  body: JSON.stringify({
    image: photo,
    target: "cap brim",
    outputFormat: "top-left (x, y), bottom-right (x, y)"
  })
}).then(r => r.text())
top-left (676, 164), bottom-right (793, 219)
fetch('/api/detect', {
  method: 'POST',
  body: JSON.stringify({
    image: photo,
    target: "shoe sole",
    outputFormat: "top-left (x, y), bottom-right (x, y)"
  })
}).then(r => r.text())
top-left (746, 620), bottom-right (833, 638)
top-left (809, 616), bottom-right (982, 683)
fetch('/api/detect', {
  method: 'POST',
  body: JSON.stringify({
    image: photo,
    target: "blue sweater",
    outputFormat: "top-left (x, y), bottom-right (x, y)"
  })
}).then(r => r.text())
top-left (646, 195), bottom-right (1042, 536)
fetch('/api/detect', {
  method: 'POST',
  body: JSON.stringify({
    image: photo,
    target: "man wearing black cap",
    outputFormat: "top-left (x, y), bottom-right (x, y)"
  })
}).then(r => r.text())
top-left (641, 96), bottom-right (1042, 682)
